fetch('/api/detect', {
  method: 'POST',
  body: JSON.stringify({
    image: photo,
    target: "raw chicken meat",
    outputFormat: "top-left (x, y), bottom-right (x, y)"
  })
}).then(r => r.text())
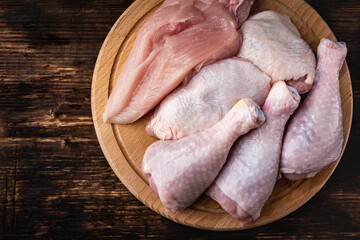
top-left (142, 98), bottom-right (265, 213)
top-left (147, 57), bottom-right (271, 140)
top-left (207, 81), bottom-right (300, 226)
top-left (103, 0), bottom-right (255, 124)
top-left (237, 11), bottom-right (316, 94)
top-left (280, 38), bottom-right (347, 181)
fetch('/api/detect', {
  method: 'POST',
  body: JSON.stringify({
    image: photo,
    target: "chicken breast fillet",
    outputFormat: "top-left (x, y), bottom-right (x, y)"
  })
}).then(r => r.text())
top-left (104, 0), bottom-right (254, 124)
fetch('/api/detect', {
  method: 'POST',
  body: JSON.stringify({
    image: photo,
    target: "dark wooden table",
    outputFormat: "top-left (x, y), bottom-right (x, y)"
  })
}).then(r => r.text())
top-left (1, 0), bottom-right (359, 239)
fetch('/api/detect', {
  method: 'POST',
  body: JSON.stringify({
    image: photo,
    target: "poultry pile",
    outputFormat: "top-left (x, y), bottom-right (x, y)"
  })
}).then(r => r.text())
top-left (104, 0), bottom-right (347, 226)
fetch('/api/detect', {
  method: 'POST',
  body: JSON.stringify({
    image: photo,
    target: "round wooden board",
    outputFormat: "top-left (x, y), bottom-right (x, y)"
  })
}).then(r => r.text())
top-left (91, 0), bottom-right (353, 230)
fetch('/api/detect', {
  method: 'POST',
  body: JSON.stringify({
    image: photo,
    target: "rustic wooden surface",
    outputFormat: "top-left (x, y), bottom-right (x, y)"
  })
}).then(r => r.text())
top-left (0, 0), bottom-right (359, 239)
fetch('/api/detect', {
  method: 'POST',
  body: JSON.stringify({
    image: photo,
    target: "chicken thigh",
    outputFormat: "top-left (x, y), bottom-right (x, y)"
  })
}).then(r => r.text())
top-left (207, 81), bottom-right (300, 226)
top-left (280, 38), bottom-right (347, 181)
top-left (147, 57), bottom-right (271, 140)
top-left (237, 11), bottom-right (316, 94)
top-left (103, 0), bottom-right (254, 124)
top-left (142, 98), bottom-right (265, 213)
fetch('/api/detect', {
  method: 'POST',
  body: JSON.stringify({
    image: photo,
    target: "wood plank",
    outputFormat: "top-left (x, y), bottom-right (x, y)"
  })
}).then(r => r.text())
top-left (0, 0), bottom-right (359, 238)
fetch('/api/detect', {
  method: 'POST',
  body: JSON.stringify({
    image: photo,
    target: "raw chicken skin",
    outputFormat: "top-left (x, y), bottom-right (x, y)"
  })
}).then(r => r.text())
top-left (103, 0), bottom-right (255, 124)
top-left (142, 98), bottom-right (265, 213)
top-left (280, 38), bottom-right (347, 181)
top-left (147, 57), bottom-right (271, 140)
top-left (207, 81), bottom-right (300, 226)
top-left (237, 11), bottom-right (316, 94)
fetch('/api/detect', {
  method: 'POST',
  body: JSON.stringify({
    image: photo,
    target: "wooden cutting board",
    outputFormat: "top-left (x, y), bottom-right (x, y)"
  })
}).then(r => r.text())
top-left (91, 0), bottom-right (353, 230)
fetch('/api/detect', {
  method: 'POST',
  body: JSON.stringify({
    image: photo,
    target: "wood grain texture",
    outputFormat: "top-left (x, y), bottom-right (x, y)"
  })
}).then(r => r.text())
top-left (1, 0), bottom-right (360, 238)
top-left (92, 0), bottom-right (353, 230)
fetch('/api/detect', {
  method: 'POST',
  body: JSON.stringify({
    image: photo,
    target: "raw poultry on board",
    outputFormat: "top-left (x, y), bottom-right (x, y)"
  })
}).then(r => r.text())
top-left (102, 0), bottom-right (347, 226)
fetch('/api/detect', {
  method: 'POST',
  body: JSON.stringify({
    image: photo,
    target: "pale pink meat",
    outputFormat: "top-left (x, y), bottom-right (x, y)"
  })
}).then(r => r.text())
top-left (104, 0), bottom-right (255, 124)
top-left (142, 98), bottom-right (265, 213)
top-left (147, 57), bottom-right (270, 140)
top-left (237, 11), bottom-right (316, 94)
top-left (207, 81), bottom-right (300, 226)
top-left (280, 38), bottom-right (347, 181)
